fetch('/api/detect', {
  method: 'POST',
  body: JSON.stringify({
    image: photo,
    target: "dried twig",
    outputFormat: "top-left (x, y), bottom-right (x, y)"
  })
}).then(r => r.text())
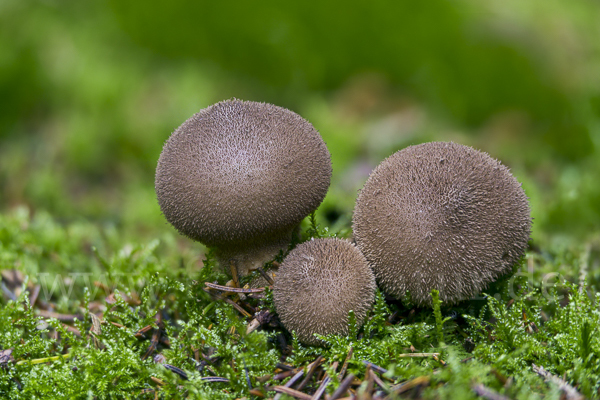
top-left (230, 261), bottom-right (240, 288)
top-left (249, 388), bottom-right (265, 398)
top-left (28, 285), bottom-right (41, 307)
top-left (311, 375), bottom-right (330, 400)
top-left (472, 384), bottom-right (511, 400)
top-left (432, 353), bottom-right (447, 366)
top-left (532, 364), bottom-right (583, 400)
top-left (257, 267), bottom-right (275, 286)
top-left (0, 281), bottom-right (16, 301)
top-left (275, 363), bottom-right (295, 371)
top-left (390, 376), bottom-right (430, 395)
top-left (134, 325), bottom-right (154, 338)
top-left (329, 373), bottom-right (355, 400)
top-left (311, 361), bottom-right (338, 400)
top-left (16, 353), bottom-right (71, 366)
top-left (37, 310), bottom-right (83, 322)
top-left (151, 376), bottom-right (165, 386)
top-left (242, 357), bottom-right (252, 390)
top-left (362, 360), bottom-right (388, 375)
top-left (246, 318), bottom-right (261, 334)
top-left (201, 376), bottom-right (230, 383)
top-left (163, 364), bottom-right (188, 380)
top-left (397, 353), bottom-right (440, 358)
top-left (202, 288), bottom-right (252, 318)
top-left (89, 313), bottom-right (103, 349)
top-left (204, 282), bottom-right (267, 293)
top-left (338, 347), bottom-right (353, 381)
top-left (272, 386), bottom-right (312, 400)
top-left (224, 297), bottom-right (252, 317)
top-left (273, 369), bottom-right (304, 400)
top-left (142, 312), bottom-right (164, 361)
top-left (369, 368), bottom-right (390, 393)
top-left (297, 356), bottom-right (324, 390)
top-left (363, 364), bottom-right (374, 400)
top-left (273, 370), bottom-right (296, 380)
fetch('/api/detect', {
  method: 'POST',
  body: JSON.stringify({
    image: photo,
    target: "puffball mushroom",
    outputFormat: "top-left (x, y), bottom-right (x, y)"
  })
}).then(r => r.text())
top-left (274, 238), bottom-right (376, 346)
top-left (155, 99), bottom-right (332, 277)
top-left (353, 142), bottom-right (531, 306)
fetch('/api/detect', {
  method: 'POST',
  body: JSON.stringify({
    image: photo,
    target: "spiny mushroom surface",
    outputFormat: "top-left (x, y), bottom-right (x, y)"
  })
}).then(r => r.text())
top-left (155, 99), bottom-right (331, 276)
top-left (353, 142), bottom-right (531, 306)
top-left (274, 238), bottom-right (376, 346)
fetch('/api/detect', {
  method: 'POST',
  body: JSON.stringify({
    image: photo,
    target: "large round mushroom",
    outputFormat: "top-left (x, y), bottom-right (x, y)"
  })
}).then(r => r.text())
top-left (353, 142), bottom-right (531, 306)
top-left (155, 99), bottom-right (332, 276)
top-left (274, 238), bottom-right (376, 346)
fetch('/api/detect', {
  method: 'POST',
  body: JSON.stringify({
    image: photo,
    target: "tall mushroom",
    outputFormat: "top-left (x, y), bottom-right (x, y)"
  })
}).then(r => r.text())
top-left (353, 142), bottom-right (531, 306)
top-left (274, 238), bottom-right (376, 346)
top-left (155, 99), bottom-right (332, 278)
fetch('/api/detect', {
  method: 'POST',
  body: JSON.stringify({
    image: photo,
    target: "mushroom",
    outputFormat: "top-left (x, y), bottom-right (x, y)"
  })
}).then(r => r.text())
top-left (155, 99), bottom-right (332, 277)
top-left (274, 238), bottom-right (376, 346)
top-left (353, 142), bottom-right (531, 306)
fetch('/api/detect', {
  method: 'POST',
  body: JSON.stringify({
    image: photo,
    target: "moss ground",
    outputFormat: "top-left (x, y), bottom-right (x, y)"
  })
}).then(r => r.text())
top-left (1, 208), bottom-right (598, 399)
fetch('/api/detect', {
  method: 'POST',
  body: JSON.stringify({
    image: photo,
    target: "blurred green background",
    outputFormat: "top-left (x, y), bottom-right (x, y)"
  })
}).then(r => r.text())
top-left (2, 0), bottom-right (600, 246)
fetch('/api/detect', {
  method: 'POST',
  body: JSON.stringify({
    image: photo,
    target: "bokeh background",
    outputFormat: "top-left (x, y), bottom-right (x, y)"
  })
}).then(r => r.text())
top-left (2, 0), bottom-right (600, 246)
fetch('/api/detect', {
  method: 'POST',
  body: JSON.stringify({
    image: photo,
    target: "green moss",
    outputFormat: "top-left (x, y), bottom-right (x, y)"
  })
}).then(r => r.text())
top-left (1, 208), bottom-right (599, 399)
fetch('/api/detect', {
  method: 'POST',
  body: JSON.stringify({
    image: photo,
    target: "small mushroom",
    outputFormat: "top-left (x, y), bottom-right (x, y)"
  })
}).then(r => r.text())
top-left (274, 238), bottom-right (376, 346)
top-left (155, 99), bottom-right (331, 277)
top-left (353, 142), bottom-right (531, 306)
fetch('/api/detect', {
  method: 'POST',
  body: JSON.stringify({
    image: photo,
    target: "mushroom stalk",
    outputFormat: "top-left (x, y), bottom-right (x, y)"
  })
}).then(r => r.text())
top-left (214, 228), bottom-right (294, 278)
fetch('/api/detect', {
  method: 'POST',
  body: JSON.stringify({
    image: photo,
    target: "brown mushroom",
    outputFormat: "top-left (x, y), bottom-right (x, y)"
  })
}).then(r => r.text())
top-left (155, 99), bottom-right (332, 277)
top-left (353, 142), bottom-right (531, 306)
top-left (274, 238), bottom-right (376, 346)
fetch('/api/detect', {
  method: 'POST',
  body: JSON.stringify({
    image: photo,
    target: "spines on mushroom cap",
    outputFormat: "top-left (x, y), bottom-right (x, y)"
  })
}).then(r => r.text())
top-left (155, 99), bottom-right (332, 249)
top-left (274, 238), bottom-right (376, 346)
top-left (353, 142), bottom-right (531, 306)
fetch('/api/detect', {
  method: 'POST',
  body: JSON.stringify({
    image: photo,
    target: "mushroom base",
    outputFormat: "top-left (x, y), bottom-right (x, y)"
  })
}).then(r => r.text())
top-left (214, 230), bottom-right (295, 278)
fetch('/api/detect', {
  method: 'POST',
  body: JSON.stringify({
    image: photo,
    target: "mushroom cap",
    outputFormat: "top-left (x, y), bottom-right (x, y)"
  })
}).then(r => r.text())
top-left (353, 142), bottom-right (531, 306)
top-left (274, 238), bottom-right (376, 346)
top-left (155, 99), bottom-right (332, 248)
